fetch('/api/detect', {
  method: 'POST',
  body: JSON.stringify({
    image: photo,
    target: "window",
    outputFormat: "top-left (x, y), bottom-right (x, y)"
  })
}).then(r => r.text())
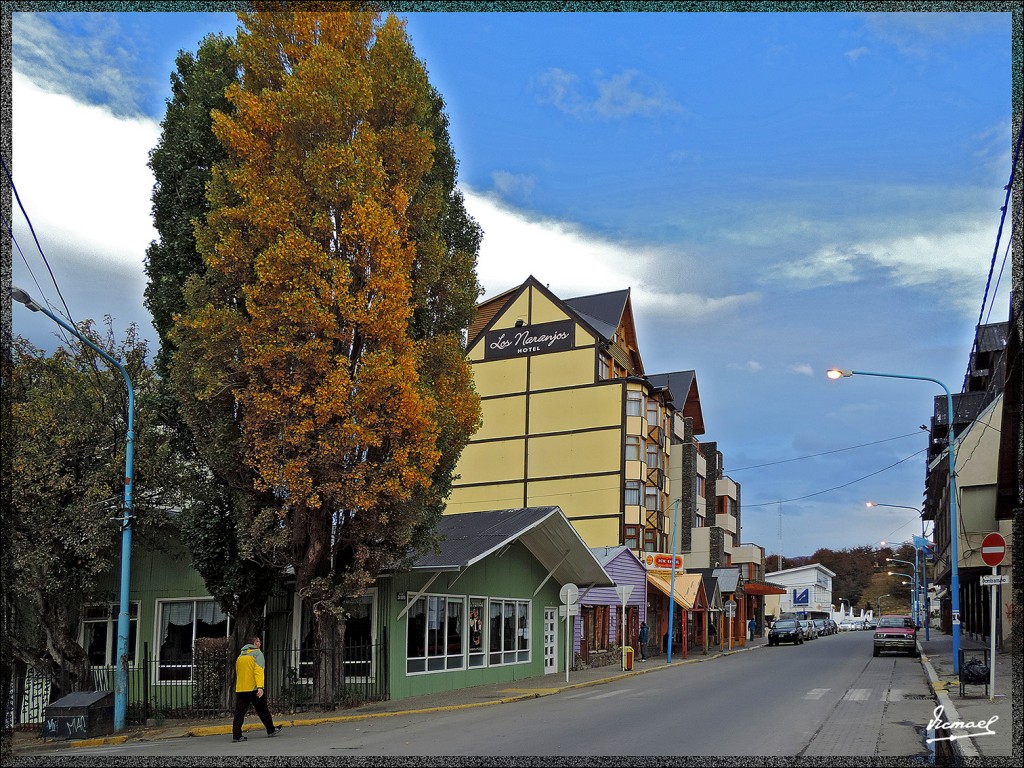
top-left (645, 440), bottom-right (660, 469)
top-left (623, 524), bottom-right (640, 549)
top-left (645, 484), bottom-right (661, 512)
top-left (694, 514), bottom-right (704, 528)
top-left (157, 599), bottom-right (230, 682)
top-left (82, 602), bottom-right (140, 667)
top-left (695, 475), bottom-right (706, 498)
top-left (468, 598), bottom-right (486, 668)
top-left (643, 528), bottom-right (658, 552)
top-left (298, 594), bottom-right (375, 681)
top-left (489, 598), bottom-right (531, 666)
top-left (406, 594), bottom-right (465, 674)
top-left (625, 436), bottom-right (640, 462)
top-left (626, 391), bottom-right (643, 417)
top-left (646, 398), bottom-right (660, 426)
top-left (719, 496), bottom-right (733, 516)
top-left (624, 480), bottom-right (641, 506)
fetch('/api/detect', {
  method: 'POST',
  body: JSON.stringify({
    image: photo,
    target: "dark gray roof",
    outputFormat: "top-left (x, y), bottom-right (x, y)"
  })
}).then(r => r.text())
top-left (565, 290), bottom-right (629, 341)
top-left (711, 567), bottom-right (740, 593)
top-left (414, 507), bottom-right (614, 587)
top-left (647, 371), bottom-right (695, 409)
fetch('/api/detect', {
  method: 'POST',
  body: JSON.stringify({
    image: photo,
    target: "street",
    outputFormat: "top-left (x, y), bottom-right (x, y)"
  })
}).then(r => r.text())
top-left (12, 630), bottom-right (940, 760)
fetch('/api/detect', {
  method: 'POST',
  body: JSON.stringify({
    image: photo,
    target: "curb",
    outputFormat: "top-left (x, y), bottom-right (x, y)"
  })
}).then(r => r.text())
top-left (918, 649), bottom-right (977, 761)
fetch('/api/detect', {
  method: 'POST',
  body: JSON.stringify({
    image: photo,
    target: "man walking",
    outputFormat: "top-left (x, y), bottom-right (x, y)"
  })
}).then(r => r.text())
top-left (232, 635), bottom-right (283, 742)
top-left (638, 621), bottom-right (649, 662)
top-left (747, 617), bottom-right (756, 641)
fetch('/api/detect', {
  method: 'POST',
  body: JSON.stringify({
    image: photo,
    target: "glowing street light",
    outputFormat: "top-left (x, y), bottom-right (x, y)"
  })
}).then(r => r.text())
top-left (829, 368), bottom-right (960, 673)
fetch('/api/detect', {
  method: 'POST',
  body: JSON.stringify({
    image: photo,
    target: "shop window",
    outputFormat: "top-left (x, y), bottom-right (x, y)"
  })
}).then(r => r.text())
top-left (156, 599), bottom-right (230, 682)
top-left (406, 594), bottom-right (465, 674)
top-left (488, 598), bottom-right (531, 666)
top-left (81, 602), bottom-right (139, 667)
top-left (468, 597), bottom-right (486, 668)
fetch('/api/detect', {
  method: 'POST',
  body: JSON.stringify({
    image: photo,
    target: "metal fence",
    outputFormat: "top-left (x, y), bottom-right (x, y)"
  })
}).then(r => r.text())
top-left (6, 636), bottom-right (389, 729)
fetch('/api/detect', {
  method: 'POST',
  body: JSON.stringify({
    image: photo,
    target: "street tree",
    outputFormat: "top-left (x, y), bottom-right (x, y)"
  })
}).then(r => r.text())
top-left (8, 324), bottom-right (180, 691)
top-left (171, 6), bottom-right (481, 690)
top-left (144, 33), bottom-right (277, 669)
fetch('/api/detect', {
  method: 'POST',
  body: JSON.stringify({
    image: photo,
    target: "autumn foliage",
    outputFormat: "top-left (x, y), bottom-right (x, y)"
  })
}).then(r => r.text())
top-left (171, 8), bottom-right (480, 641)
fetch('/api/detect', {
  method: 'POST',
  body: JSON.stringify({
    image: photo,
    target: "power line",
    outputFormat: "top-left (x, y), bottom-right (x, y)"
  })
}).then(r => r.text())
top-left (744, 447), bottom-right (929, 508)
top-left (724, 431), bottom-right (925, 473)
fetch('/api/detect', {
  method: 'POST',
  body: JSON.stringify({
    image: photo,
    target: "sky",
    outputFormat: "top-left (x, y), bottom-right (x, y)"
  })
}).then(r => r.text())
top-left (6, 7), bottom-right (1018, 560)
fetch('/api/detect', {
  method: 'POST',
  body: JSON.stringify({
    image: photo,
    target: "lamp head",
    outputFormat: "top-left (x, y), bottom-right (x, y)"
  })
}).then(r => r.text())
top-left (11, 286), bottom-right (41, 312)
top-left (826, 368), bottom-right (852, 380)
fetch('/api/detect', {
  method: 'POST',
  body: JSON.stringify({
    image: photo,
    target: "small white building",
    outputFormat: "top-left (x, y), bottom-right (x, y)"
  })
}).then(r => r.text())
top-left (763, 564), bottom-right (836, 619)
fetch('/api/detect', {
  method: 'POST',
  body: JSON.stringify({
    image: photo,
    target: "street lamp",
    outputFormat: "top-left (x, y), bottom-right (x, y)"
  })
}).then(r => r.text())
top-left (887, 557), bottom-right (921, 628)
top-left (877, 594), bottom-right (891, 617)
top-left (829, 368), bottom-right (960, 673)
top-left (12, 287), bottom-right (136, 732)
top-left (871, 500), bottom-right (933, 640)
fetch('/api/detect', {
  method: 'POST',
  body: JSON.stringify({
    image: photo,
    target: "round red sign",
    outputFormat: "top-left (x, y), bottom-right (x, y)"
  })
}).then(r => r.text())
top-left (980, 532), bottom-right (1006, 567)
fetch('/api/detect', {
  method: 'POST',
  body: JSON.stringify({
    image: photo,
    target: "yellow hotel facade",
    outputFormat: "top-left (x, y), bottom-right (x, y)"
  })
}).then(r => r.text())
top-left (449, 276), bottom-right (683, 554)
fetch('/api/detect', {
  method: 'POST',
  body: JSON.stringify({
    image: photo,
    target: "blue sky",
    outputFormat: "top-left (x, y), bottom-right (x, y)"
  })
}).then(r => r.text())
top-left (7, 8), bottom-right (1017, 559)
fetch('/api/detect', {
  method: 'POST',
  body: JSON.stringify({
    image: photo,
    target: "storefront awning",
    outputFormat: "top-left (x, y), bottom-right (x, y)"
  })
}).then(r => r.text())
top-left (647, 572), bottom-right (695, 610)
top-left (743, 580), bottom-right (787, 596)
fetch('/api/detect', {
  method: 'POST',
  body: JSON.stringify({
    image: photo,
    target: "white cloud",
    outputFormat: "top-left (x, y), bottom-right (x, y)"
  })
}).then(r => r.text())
top-left (537, 67), bottom-right (683, 120)
top-left (728, 361), bottom-right (763, 374)
top-left (775, 219), bottom-right (995, 313)
top-left (491, 171), bottom-right (535, 200)
top-left (12, 72), bottom-right (160, 274)
top-left (462, 189), bottom-right (758, 322)
top-left (789, 364), bottom-right (815, 376)
top-left (845, 46), bottom-right (870, 62)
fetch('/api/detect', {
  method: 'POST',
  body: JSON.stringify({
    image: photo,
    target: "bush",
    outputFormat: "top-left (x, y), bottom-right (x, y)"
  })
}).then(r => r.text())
top-left (193, 637), bottom-right (230, 710)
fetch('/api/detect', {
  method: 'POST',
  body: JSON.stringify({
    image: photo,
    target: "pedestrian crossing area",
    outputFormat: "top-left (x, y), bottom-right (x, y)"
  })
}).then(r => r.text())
top-left (801, 688), bottom-right (913, 702)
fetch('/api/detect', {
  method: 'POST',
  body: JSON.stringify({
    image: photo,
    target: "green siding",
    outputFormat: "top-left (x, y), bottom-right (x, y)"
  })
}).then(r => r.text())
top-left (386, 541), bottom-right (564, 700)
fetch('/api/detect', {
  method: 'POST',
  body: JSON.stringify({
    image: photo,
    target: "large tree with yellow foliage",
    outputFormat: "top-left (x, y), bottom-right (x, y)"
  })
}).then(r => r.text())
top-left (171, 7), bottom-right (481, 664)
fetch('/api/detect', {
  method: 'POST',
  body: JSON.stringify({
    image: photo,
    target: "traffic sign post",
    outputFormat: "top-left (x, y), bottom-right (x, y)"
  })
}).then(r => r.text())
top-left (560, 583), bottom-right (578, 684)
top-left (980, 533), bottom-right (1006, 702)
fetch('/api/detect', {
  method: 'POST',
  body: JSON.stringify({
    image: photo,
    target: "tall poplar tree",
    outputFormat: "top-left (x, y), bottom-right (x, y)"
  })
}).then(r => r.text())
top-left (172, 7), bottom-right (481, 676)
top-left (144, 34), bottom-right (277, 660)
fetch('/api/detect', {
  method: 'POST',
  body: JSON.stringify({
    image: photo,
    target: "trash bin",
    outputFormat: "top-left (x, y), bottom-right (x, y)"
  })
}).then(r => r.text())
top-left (623, 646), bottom-right (634, 671)
top-left (958, 648), bottom-right (990, 697)
top-left (43, 690), bottom-right (115, 739)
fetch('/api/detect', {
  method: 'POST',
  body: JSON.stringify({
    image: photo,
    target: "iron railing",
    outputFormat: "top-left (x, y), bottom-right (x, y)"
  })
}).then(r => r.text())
top-left (5, 635), bottom-right (389, 729)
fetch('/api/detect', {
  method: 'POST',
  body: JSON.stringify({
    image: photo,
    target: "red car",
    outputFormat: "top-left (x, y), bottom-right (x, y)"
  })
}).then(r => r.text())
top-left (872, 614), bottom-right (919, 657)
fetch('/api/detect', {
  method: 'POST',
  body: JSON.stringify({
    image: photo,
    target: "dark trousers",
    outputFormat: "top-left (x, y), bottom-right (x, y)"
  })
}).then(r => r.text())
top-left (233, 689), bottom-right (276, 738)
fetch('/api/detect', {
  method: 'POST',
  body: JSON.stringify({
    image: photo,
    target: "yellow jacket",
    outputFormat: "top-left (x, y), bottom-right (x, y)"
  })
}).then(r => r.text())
top-left (235, 644), bottom-right (266, 691)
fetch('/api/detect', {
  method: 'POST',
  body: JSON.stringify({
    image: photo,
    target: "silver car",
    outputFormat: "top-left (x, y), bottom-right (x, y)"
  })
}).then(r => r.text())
top-left (800, 620), bottom-right (818, 640)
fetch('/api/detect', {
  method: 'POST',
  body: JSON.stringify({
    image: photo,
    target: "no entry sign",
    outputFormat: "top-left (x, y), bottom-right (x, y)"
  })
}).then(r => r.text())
top-left (981, 533), bottom-right (1006, 567)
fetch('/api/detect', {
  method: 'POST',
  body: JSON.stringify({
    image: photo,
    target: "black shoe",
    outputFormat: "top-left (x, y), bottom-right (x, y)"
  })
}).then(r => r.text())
top-left (268, 725), bottom-right (283, 737)
top-left (232, 736), bottom-right (247, 743)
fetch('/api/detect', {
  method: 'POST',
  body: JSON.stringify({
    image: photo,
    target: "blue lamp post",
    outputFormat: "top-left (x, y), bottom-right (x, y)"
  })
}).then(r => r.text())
top-left (870, 500), bottom-right (932, 640)
top-left (666, 497), bottom-right (681, 664)
top-left (829, 368), bottom-right (960, 672)
top-left (12, 287), bottom-right (135, 731)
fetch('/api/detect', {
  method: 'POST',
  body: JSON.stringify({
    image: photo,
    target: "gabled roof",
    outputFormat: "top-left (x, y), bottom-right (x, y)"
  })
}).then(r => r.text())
top-left (564, 289), bottom-right (630, 341)
top-left (647, 370), bottom-right (705, 436)
top-left (712, 567), bottom-right (740, 593)
top-left (414, 507), bottom-right (614, 587)
top-left (687, 568), bottom-right (723, 609)
top-left (589, 545), bottom-right (642, 569)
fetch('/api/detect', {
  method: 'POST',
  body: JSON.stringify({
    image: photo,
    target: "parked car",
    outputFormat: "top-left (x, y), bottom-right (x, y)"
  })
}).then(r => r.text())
top-left (767, 618), bottom-right (804, 646)
top-left (813, 619), bottom-right (829, 636)
top-left (865, 618), bottom-right (878, 630)
top-left (800, 620), bottom-right (817, 639)
top-left (873, 614), bottom-right (919, 657)
top-left (838, 619), bottom-right (857, 631)
top-left (827, 619), bottom-right (838, 634)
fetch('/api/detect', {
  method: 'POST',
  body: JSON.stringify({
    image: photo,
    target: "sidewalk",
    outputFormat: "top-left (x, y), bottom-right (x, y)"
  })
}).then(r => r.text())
top-left (10, 638), bottom-right (765, 753)
top-left (916, 630), bottom-right (1016, 761)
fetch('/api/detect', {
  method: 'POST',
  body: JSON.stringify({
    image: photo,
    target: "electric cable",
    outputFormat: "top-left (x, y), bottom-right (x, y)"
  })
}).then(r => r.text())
top-left (724, 430), bottom-right (925, 473)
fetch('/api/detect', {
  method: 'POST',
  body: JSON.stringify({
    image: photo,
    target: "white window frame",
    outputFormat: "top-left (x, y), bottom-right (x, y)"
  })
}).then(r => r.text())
top-left (488, 598), bottom-right (531, 666)
top-left (626, 391), bottom-right (643, 417)
top-left (81, 601), bottom-right (140, 668)
top-left (154, 598), bottom-right (231, 684)
top-left (624, 480), bottom-right (641, 506)
top-left (406, 593), bottom-right (466, 675)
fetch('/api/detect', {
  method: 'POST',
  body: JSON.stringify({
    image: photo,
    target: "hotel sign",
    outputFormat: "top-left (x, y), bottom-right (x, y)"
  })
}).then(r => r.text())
top-left (484, 320), bottom-right (574, 360)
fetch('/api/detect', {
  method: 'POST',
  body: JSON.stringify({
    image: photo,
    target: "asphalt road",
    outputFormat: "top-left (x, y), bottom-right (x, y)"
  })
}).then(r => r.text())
top-left (14, 629), bottom-right (938, 759)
